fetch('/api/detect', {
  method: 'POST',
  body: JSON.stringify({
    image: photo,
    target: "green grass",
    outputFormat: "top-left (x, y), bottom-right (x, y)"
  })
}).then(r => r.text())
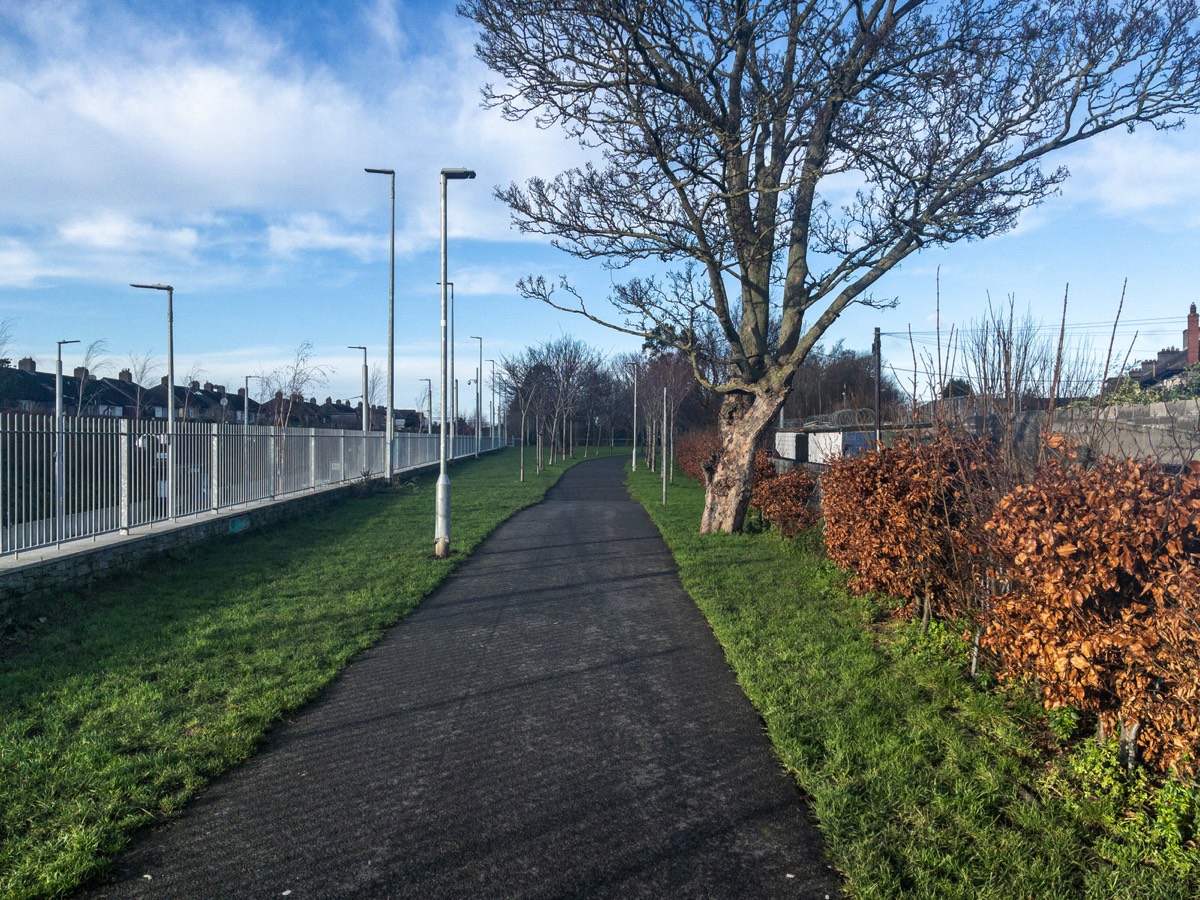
top-left (0, 448), bottom-right (614, 899)
top-left (626, 465), bottom-right (1198, 899)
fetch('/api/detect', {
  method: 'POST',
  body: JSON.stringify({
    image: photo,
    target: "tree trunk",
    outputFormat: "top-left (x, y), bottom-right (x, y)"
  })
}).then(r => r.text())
top-left (700, 390), bottom-right (784, 534)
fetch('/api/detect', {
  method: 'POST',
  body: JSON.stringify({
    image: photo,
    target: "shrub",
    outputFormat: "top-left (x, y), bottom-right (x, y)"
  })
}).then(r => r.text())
top-left (675, 428), bottom-right (721, 484)
top-left (821, 430), bottom-right (995, 622)
top-left (984, 439), bottom-right (1200, 776)
top-left (751, 461), bottom-right (819, 535)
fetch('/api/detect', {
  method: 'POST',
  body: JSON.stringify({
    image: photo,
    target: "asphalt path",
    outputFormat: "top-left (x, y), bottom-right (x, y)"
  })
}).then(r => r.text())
top-left (82, 455), bottom-right (841, 898)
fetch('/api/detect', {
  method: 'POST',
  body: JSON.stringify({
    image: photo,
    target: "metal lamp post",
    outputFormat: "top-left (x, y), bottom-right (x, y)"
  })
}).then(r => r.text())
top-left (348, 345), bottom-right (368, 433)
top-left (470, 336), bottom-right (483, 457)
top-left (54, 338), bottom-right (80, 543)
top-left (437, 281), bottom-right (456, 453)
top-left (131, 283), bottom-right (176, 519)
top-left (487, 358), bottom-right (496, 448)
top-left (365, 167), bottom-right (395, 479)
top-left (436, 166), bottom-right (475, 558)
top-left (630, 361), bottom-right (638, 472)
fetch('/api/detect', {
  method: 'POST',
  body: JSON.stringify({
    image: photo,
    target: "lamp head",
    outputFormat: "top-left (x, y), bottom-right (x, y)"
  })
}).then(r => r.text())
top-left (441, 167), bottom-right (476, 180)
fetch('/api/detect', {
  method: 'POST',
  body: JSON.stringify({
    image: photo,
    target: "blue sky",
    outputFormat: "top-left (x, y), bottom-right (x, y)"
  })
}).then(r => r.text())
top-left (3, 0), bottom-right (1199, 407)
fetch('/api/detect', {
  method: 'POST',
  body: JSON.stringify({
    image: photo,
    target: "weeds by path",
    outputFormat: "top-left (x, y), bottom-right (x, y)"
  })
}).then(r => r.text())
top-left (0, 449), bottom-right (611, 899)
top-left (626, 465), bottom-right (1197, 899)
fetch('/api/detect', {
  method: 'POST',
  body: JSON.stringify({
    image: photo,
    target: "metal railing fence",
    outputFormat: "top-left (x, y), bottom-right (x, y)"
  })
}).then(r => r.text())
top-left (1, 413), bottom-right (503, 558)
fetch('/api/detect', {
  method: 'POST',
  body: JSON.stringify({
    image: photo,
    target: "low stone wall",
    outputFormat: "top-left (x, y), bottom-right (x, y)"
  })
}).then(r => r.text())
top-left (0, 484), bottom-right (356, 613)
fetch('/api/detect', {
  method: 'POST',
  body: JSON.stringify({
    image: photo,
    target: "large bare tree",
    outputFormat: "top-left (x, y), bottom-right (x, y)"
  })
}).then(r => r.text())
top-left (462, 0), bottom-right (1200, 532)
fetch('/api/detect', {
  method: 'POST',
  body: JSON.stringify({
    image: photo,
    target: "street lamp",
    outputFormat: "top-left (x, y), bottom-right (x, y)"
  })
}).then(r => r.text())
top-left (365, 167), bottom-right (395, 479)
top-left (131, 283), bottom-right (176, 519)
top-left (54, 338), bottom-right (80, 543)
top-left (629, 360), bottom-right (638, 472)
top-left (437, 281), bottom-right (455, 450)
top-left (470, 336), bottom-right (483, 457)
top-left (348, 346), bottom-right (368, 433)
top-left (436, 166), bottom-right (476, 558)
top-left (419, 378), bottom-right (433, 434)
top-left (487, 358), bottom-right (496, 448)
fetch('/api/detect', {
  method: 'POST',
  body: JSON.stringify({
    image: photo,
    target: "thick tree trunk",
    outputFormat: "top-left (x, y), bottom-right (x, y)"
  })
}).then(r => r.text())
top-left (700, 390), bottom-right (785, 534)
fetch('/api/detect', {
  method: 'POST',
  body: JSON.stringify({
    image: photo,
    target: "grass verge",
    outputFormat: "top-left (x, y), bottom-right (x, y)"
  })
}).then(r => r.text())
top-left (626, 464), bottom-right (1197, 899)
top-left (0, 448), bottom-right (613, 899)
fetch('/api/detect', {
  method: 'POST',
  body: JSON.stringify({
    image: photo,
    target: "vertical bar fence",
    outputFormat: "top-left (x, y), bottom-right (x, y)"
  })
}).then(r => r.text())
top-left (0, 413), bottom-right (500, 559)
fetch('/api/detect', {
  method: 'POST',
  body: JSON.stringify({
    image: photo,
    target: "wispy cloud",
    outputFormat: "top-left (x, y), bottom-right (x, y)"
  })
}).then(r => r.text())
top-left (1064, 128), bottom-right (1200, 224)
top-left (267, 214), bottom-right (388, 260)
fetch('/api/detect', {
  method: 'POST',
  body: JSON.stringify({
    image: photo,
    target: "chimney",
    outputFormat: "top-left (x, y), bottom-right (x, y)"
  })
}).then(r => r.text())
top-left (74, 366), bottom-right (89, 381)
top-left (161, 376), bottom-right (169, 386)
top-left (17, 357), bottom-right (36, 372)
top-left (1186, 302), bottom-right (1199, 366)
top-left (118, 368), bottom-right (133, 382)
top-left (203, 381), bottom-right (214, 392)
top-left (189, 380), bottom-right (200, 390)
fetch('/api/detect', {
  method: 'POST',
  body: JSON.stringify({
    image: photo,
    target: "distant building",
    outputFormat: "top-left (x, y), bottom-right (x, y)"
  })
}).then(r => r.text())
top-left (1117, 303), bottom-right (1199, 389)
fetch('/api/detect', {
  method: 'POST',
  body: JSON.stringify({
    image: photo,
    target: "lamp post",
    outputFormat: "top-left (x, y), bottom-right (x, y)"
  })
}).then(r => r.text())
top-left (470, 336), bottom-right (483, 457)
top-left (54, 338), bottom-right (80, 544)
top-left (437, 281), bottom-right (456, 452)
top-left (419, 378), bottom-right (433, 434)
top-left (629, 361), bottom-right (638, 472)
top-left (131, 283), bottom-right (176, 519)
top-left (348, 346), bottom-right (368, 433)
top-left (365, 167), bottom-right (395, 479)
top-left (487, 358), bottom-right (496, 448)
top-left (436, 166), bottom-right (476, 558)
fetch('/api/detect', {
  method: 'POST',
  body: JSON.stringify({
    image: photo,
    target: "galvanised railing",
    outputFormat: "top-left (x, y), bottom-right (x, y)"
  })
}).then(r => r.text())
top-left (0, 414), bottom-right (502, 558)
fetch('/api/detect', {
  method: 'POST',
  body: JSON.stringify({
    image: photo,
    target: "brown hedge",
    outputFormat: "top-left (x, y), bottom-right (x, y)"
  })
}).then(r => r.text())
top-left (984, 440), bottom-right (1200, 776)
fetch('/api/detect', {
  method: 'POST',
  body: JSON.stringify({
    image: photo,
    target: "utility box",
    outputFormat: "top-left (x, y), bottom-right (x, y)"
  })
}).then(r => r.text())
top-left (808, 431), bottom-right (843, 464)
top-left (773, 431), bottom-right (807, 462)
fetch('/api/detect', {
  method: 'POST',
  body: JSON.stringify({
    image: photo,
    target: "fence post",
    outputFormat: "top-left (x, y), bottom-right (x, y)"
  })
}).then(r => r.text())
top-left (309, 428), bottom-right (317, 490)
top-left (269, 429), bottom-right (278, 498)
top-left (339, 430), bottom-right (346, 484)
top-left (210, 425), bottom-right (220, 513)
top-left (119, 419), bottom-right (131, 534)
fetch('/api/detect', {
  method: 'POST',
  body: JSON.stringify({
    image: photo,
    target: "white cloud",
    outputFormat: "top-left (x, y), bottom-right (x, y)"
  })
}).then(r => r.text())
top-left (363, 0), bottom-right (406, 55)
top-left (1064, 128), bottom-right (1200, 224)
top-left (267, 213), bottom-right (389, 260)
top-left (59, 213), bottom-right (198, 256)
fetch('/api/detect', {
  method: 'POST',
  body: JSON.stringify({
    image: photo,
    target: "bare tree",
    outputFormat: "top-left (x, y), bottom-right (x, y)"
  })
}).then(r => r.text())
top-left (0, 317), bottom-right (13, 369)
top-left (368, 363), bottom-right (386, 428)
top-left (179, 361), bottom-right (207, 421)
top-left (258, 340), bottom-right (332, 427)
top-left (125, 352), bottom-right (160, 419)
top-left (499, 347), bottom-right (552, 481)
top-left (463, 0), bottom-right (1200, 532)
top-left (74, 339), bottom-right (110, 416)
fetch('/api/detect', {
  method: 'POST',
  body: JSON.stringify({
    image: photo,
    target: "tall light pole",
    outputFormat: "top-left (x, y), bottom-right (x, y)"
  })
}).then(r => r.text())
top-left (55, 338), bottom-right (80, 544)
top-left (348, 345), bottom-right (368, 433)
top-left (470, 336), bottom-right (483, 457)
top-left (437, 281), bottom-right (456, 451)
top-left (419, 378), bottom-right (433, 434)
top-left (365, 167), bottom-right (395, 478)
top-left (131, 283), bottom-right (176, 519)
top-left (487, 358), bottom-right (496, 448)
top-left (437, 166), bottom-right (476, 558)
top-left (630, 361), bottom-right (638, 472)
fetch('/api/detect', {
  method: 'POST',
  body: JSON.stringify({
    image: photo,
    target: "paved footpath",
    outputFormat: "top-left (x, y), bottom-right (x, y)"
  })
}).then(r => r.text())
top-left (83, 456), bottom-right (841, 898)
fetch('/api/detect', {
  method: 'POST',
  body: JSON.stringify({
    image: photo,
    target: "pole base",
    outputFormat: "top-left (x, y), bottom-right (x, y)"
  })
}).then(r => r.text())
top-left (434, 474), bottom-right (451, 558)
